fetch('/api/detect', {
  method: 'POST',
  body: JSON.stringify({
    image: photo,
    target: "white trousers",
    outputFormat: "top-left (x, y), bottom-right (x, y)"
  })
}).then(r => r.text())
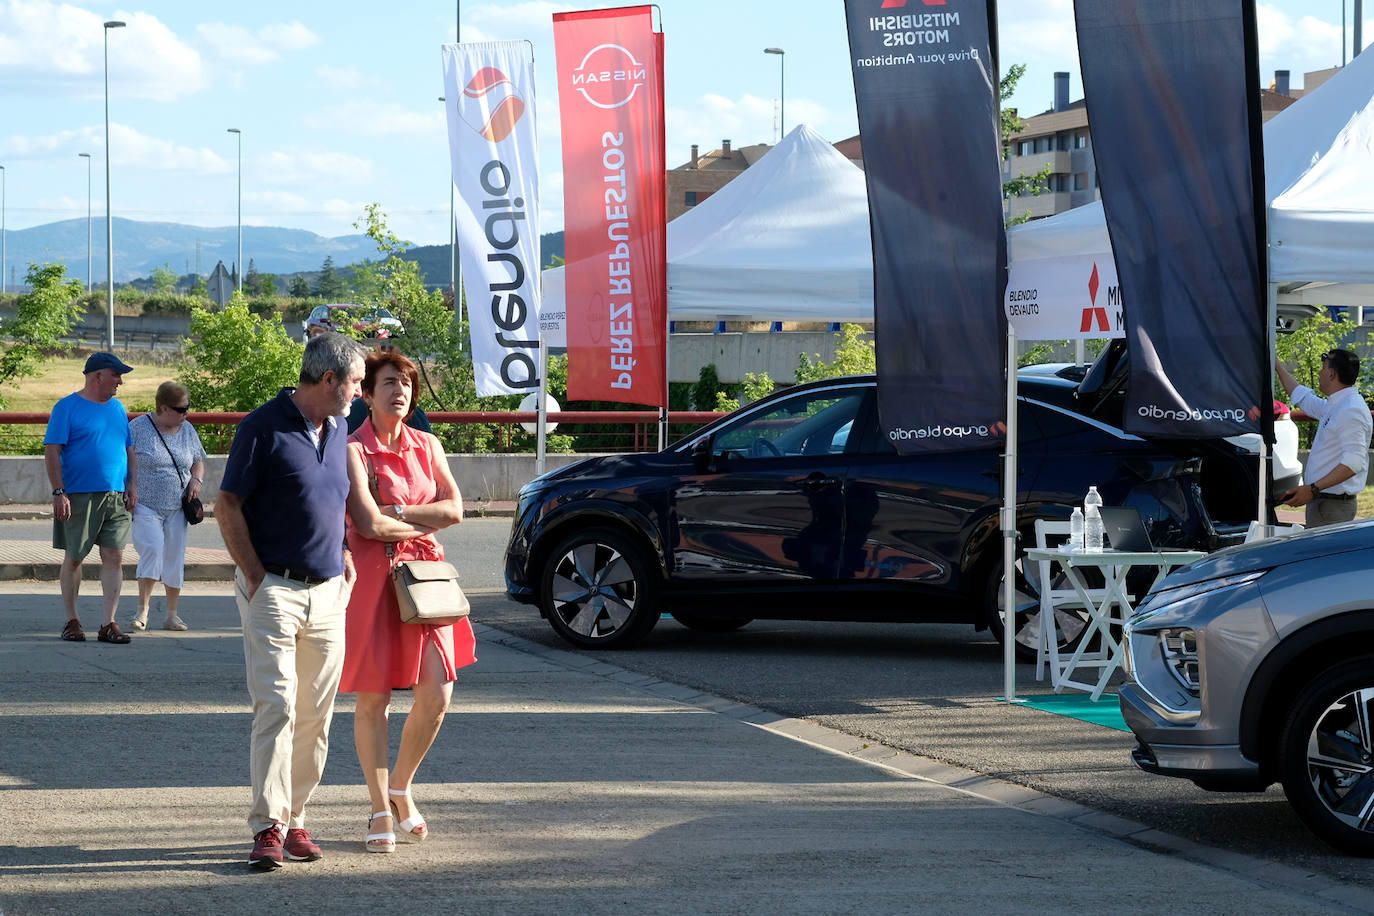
top-left (236, 570), bottom-right (349, 834)
top-left (131, 503), bottom-right (189, 588)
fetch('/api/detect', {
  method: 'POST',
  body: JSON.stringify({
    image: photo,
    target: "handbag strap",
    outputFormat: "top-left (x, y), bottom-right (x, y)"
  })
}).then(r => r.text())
top-left (351, 433), bottom-right (397, 565)
top-left (147, 414), bottom-right (186, 489)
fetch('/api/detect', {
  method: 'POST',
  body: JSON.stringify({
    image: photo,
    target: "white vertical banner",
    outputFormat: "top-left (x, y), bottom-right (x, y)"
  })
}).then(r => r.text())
top-left (442, 42), bottom-right (542, 397)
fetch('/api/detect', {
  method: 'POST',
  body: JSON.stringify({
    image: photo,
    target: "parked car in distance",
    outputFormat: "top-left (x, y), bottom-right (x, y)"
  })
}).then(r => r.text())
top-left (1121, 520), bottom-right (1374, 855)
top-left (301, 303), bottom-right (403, 341)
top-left (505, 368), bottom-right (1263, 655)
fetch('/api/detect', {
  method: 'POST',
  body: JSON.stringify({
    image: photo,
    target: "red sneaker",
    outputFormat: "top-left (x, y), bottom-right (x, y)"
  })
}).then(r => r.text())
top-left (248, 824), bottom-right (284, 870)
top-left (284, 827), bottom-right (323, 861)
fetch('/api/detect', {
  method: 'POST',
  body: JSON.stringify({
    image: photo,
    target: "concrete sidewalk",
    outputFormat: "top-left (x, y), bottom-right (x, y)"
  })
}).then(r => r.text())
top-left (0, 502), bottom-right (516, 582)
top-left (0, 582), bottom-right (1369, 914)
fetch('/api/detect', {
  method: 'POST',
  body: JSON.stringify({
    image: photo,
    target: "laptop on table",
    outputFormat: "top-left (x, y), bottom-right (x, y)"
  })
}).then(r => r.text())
top-left (1098, 506), bottom-right (1155, 552)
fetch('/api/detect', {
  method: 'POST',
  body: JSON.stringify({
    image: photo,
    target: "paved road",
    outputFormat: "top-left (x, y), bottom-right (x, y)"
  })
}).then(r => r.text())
top-left (5, 515), bottom-right (1374, 900)
top-left (1, 582), bottom-right (1369, 915)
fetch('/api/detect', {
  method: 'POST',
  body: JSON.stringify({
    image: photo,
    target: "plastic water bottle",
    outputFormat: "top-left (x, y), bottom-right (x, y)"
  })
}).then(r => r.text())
top-left (1084, 486), bottom-right (1104, 553)
top-left (1069, 507), bottom-right (1085, 552)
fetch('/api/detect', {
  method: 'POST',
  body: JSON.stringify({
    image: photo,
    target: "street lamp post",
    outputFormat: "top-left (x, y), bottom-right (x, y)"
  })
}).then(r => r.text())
top-left (1, 164), bottom-right (6, 296)
top-left (227, 128), bottom-right (242, 293)
top-left (103, 19), bottom-right (125, 352)
top-left (439, 97), bottom-right (455, 295)
top-left (765, 47), bottom-right (785, 141)
top-left (78, 153), bottom-right (92, 293)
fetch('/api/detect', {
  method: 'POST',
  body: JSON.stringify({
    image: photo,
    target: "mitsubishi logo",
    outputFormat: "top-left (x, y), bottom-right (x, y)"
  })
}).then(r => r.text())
top-left (1080, 261), bottom-right (1110, 333)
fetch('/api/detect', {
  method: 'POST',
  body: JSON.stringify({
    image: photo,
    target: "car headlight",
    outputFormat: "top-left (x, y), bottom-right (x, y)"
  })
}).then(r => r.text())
top-left (1134, 569), bottom-right (1269, 620)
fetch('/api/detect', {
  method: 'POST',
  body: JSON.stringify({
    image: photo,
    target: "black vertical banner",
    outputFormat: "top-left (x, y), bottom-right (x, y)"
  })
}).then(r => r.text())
top-left (844, 1), bottom-right (1008, 455)
top-left (1074, 1), bottom-right (1271, 441)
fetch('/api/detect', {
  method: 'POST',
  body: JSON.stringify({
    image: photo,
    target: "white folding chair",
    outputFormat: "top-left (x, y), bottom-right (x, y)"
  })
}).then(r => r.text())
top-left (1032, 519), bottom-right (1109, 685)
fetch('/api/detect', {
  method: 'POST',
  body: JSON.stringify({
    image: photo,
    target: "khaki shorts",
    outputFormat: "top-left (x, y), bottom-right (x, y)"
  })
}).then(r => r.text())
top-left (52, 492), bottom-right (132, 562)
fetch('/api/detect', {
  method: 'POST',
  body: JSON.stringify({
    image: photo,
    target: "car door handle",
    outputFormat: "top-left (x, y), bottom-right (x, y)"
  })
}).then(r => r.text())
top-left (801, 474), bottom-right (840, 490)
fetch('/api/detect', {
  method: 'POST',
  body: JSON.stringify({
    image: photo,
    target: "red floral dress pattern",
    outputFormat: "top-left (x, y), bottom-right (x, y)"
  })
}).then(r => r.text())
top-left (339, 419), bottom-right (476, 693)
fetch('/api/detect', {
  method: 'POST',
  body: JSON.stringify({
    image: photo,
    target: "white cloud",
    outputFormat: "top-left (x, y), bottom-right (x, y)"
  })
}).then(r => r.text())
top-left (666, 93), bottom-right (777, 160)
top-left (107, 123), bottom-right (231, 172)
top-left (317, 64), bottom-right (366, 90)
top-left (0, 1), bottom-right (205, 100)
top-left (257, 149), bottom-right (374, 185)
top-left (1256, 5), bottom-right (1344, 81)
top-left (304, 101), bottom-right (445, 137)
top-left (196, 19), bottom-right (321, 65)
top-left (2, 122), bottom-right (226, 172)
top-left (463, 1), bottom-right (572, 41)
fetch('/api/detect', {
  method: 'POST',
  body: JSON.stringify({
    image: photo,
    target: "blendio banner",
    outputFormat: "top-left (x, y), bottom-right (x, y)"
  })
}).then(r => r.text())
top-left (442, 42), bottom-right (542, 397)
top-left (1074, 1), bottom-right (1270, 439)
top-left (1005, 254), bottom-right (1126, 341)
top-left (844, 1), bottom-right (1008, 455)
top-left (553, 5), bottom-right (667, 406)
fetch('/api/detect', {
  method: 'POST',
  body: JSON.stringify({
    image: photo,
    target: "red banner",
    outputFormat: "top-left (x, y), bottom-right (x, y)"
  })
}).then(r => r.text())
top-left (553, 6), bottom-right (667, 406)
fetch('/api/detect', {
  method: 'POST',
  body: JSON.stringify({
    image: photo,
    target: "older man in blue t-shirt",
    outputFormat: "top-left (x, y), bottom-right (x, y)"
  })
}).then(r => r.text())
top-left (218, 332), bottom-right (367, 870)
top-left (44, 352), bottom-right (139, 645)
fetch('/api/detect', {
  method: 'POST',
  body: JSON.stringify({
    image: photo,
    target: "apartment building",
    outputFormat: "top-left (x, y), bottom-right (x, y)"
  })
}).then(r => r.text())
top-left (1004, 69), bottom-right (1305, 222)
top-left (666, 139), bottom-right (772, 220)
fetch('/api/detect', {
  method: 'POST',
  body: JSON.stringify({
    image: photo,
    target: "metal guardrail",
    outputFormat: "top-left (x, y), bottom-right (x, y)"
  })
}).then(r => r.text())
top-left (0, 410), bottom-right (725, 455)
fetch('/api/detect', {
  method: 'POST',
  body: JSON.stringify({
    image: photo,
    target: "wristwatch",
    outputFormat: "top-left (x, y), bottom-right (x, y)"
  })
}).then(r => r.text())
top-left (1310, 483), bottom-right (1322, 497)
top-left (395, 504), bottom-right (406, 521)
top-left (52, 488), bottom-right (65, 496)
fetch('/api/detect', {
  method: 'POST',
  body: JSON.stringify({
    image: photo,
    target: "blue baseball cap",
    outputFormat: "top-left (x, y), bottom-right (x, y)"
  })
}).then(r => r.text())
top-left (83, 352), bottom-right (134, 375)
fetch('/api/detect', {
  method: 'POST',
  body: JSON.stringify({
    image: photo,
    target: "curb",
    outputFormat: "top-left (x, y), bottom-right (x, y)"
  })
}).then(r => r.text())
top-left (0, 562), bottom-right (238, 581)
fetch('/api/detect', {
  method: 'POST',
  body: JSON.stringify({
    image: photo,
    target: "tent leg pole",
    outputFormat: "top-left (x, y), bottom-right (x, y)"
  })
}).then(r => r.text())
top-left (1003, 324), bottom-right (1020, 703)
top-left (536, 338), bottom-right (548, 477)
top-left (1260, 281), bottom-right (1278, 528)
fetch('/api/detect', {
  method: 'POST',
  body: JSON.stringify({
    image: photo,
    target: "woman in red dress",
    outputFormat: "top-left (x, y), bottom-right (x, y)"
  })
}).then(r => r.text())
top-left (340, 349), bottom-right (474, 853)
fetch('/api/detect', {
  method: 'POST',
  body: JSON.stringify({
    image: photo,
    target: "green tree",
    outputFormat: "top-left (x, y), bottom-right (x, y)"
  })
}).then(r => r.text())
top-left (690, 364), bottom-right (724, 411)
top-left (714, 372), bottom-right (774, 412)
top-left (1001, 63), bottom-right (1052, 226)
top-left (288, 275), bottom-right (311, 298)
top-left (243, 259), bottom-right (262, 296)
top-left (314, 256), bottom-right (345, 299)
top-left (151, 263), bottom-right (178, 295)
top-left (191, 275), bottom-right (209, 298)
top-left (796, 322), bottom-right (876, 384)
top-left (178, 296), bottom-right (304, 411)
top-left (1276, 313), bottom-right (1352, 448)
top-left (0, 263), bottom-right (85, 408)
top-left (260, 273), bottom-right (278, 296)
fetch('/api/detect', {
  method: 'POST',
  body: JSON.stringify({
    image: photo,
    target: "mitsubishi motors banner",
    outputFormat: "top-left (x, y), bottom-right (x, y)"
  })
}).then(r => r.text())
top-left (442, 42), bottom-right (542, 397)
top-left (1074, 1), bottom-right (1271, 439)
top-left (844, 1), bottom-right (1007, 455)
top-left (553, 6), bottom-right (667, 407)
top-left (1005, 254), bottom-right (1125, 341)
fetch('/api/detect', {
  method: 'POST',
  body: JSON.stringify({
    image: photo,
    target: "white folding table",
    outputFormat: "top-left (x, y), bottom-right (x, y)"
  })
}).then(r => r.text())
top-left (1024, 547), bottom-right (1205, 700)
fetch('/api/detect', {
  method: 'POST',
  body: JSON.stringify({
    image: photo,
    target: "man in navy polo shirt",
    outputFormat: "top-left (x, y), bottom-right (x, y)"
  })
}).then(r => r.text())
top-left (218, 332), bottom-right (368, 870)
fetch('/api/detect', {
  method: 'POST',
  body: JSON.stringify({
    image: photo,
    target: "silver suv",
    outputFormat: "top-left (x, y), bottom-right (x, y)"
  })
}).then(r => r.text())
top-left (1121, 520), bottom-right (1374, 855)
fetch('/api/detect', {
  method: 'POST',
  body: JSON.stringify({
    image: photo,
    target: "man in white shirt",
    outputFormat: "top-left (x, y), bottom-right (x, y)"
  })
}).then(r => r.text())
top-left (1275, 348), bottom-right (1373, 527)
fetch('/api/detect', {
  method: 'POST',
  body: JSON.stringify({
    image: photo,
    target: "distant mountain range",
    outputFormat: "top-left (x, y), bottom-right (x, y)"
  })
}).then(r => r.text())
top-left (1, 218), bottom-right (565, 289)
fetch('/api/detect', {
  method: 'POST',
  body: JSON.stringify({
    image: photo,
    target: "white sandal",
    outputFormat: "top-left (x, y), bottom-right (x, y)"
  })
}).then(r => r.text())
top-left (388, 787), bottom-right (428, 841)
top-left (365, 811), bottom-right (395, 853)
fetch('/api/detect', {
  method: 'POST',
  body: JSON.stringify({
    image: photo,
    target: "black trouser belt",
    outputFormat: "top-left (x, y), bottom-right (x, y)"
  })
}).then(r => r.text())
top-left (263, 564), bottom-right (331, 585)
top-left (1317, 493), bottom-right (1357, 501)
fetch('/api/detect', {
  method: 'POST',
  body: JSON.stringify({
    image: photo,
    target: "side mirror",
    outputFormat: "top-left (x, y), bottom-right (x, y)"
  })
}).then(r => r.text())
top-left (692, 435), bottom-right (715, 474)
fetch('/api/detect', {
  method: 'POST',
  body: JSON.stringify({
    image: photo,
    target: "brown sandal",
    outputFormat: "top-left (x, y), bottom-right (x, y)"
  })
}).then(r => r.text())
top-left (61, 619), bottom-right (85, 642)
top-left (97, 622), bottom-right (130, 644)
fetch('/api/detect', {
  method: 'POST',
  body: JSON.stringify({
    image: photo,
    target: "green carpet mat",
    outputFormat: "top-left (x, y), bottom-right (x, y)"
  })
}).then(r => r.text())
top-left (1013, 692), bottom-right (1131, 732)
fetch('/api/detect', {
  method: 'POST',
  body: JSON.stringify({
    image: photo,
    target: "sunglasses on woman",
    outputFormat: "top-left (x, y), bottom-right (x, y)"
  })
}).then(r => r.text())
top-left (168, 404), bottom-right (190, 414)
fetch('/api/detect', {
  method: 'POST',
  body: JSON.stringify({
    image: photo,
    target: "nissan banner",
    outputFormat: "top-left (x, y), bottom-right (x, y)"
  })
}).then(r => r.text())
top-left (442, 42), bottom-right (542, 397)
top-left (1074, 1), bottom-right (1271, 439)
top-left (553, 5), bottom-right (667, 407)
top-left (844, 1), bottom-right (1008, 454)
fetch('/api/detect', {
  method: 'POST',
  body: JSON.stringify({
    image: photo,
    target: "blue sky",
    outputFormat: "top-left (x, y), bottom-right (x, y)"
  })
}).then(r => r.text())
top-left (0, 0), bottom-right (1367, 246)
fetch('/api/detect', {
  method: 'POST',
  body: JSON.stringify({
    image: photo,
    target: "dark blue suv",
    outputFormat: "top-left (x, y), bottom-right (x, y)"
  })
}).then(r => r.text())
top-left (505, 365), bottom-right (1260, 653)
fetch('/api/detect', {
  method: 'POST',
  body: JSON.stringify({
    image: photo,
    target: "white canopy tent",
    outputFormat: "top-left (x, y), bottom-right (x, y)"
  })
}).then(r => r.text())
top-left (1006, 47), bottom-right (1374, 323)
top-left (538, 123), bottom-right (872, 344)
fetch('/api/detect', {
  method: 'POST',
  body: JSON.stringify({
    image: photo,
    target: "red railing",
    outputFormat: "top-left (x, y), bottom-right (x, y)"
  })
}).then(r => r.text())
top-left (0, 410), bottom-right (726, 455)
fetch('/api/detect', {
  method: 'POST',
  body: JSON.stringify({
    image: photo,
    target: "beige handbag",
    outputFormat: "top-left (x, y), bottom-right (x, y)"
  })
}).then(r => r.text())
top-left (353, 434), bottom-right (470, 626)
top-left (393, 559), bottom-right (470, 625)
